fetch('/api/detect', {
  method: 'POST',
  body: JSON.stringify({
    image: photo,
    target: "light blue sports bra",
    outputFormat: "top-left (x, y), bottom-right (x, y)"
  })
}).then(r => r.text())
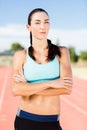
top-left (23, 54), bottom-right (60, 83)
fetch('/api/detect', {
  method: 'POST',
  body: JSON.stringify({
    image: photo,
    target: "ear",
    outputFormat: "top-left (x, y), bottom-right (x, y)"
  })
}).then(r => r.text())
top-left (26, 24), bottom-right (31, 31)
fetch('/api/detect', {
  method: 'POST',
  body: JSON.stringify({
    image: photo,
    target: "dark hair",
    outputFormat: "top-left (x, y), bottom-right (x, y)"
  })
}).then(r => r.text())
top-left (28, 8), bottom-right (48, 25)
top-left (28, 8), bottom-right (61, 61)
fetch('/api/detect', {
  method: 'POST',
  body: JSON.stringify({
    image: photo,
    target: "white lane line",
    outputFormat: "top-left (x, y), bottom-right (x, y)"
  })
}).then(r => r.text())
top-left (0, 68), bottom-right (10, 112)
top-left (61, 97), bottom-right (87, 116)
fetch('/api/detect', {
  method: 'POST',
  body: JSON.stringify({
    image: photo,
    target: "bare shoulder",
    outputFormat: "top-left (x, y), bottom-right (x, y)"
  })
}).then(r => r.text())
top-left (59, 46), bottom-right (69, 55)
top-left (13, 49), bottom-right (27, 70)
top-left (13, 49), bottom-right (27, 62)
top-left (14, 49), bottom-right (26, 58)
top-left (58, 46), bottom-right (72, 79)
top-left (58, 46), bottom-right (70, 62)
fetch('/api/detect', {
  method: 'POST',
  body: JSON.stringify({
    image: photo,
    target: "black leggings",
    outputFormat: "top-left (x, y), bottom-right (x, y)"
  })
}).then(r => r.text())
top-left (14, 109), bottom-right (62, 130)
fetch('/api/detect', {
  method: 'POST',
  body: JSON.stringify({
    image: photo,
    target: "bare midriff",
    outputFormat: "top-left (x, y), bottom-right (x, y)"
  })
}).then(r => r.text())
top-left (19, 94), bottom-right (60, 115)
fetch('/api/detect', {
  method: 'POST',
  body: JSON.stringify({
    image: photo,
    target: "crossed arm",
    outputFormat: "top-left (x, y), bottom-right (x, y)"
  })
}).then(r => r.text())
top-left (11, 47), bottom-right (73, 96)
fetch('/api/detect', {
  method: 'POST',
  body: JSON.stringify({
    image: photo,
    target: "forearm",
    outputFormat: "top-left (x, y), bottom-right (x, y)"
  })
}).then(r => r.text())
top-left (12, 74), bottom-right (72, 96)
top-left (36, 77), bottom-right (72, 96)
top-left (11, 80), bottom-right (49, 96)
top-left (37, 87), bottom-right (72, 96)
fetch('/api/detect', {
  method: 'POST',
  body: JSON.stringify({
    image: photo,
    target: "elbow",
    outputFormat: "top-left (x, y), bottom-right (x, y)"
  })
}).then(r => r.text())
top-left (11, 86), bottom-right (18, 96)
top-left (67, 89), bottom-right (72, 95)
top-left (11, 83), bottom-right (20, 96)
top-left (11, 79), bottom-right (17, 96)
top-left (63, 88), bottom-right (72, 95)
top-left (11, 79), bottom-right (21, 96)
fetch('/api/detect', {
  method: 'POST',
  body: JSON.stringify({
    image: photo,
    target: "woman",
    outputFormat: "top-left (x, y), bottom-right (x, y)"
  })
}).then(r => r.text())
top-left (12, 8), bottom-right (73, 130)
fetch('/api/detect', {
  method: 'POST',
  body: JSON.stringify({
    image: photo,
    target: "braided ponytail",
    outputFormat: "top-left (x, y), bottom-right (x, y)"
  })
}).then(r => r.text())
top-left (47, 39), bottom-right (61, 61)
top-left (28, 32), bottom-right (35, 60)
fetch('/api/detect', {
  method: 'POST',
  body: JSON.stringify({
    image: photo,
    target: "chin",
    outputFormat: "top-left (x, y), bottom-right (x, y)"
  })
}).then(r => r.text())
top-left (39, 36), bottom-right (47, 40)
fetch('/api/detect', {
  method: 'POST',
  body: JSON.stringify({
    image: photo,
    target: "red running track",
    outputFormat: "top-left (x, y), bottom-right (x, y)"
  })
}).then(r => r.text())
top-left (0, 66), bottom-right (87, 130)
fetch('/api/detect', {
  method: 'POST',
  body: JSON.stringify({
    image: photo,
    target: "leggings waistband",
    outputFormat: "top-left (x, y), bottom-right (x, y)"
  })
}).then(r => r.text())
top-left (16, 109), bottom-right (59, 122)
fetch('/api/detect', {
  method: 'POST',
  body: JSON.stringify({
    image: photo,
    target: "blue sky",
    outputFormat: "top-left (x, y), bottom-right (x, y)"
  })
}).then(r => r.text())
top-left (0, 0), bottom-right (86, 29)
top-left (0, 0), bottom-right (87, 52)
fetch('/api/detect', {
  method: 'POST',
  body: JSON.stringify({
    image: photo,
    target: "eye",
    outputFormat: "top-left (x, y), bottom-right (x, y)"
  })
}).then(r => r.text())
top-left (35, 22), bottom-right (40, 24)
top-left (45, 21), bottom-right (49, 24)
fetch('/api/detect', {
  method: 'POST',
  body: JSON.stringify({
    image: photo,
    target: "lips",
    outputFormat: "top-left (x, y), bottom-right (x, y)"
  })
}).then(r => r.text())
top-left (40, 32), bottom-right (46, 34)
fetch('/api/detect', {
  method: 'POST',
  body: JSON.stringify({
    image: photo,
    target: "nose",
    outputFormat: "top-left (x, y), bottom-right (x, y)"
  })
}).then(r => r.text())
top-left (40, 23), bottom-right (45, 29)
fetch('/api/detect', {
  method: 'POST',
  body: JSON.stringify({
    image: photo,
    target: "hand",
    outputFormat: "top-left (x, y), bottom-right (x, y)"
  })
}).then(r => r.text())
top-left (50, 77), bottom-right (73, 90)
top-left (12, 72), bottom-right (26, 82)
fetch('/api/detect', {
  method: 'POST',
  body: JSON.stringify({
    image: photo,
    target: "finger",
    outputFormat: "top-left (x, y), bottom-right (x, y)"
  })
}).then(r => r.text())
top-left (63, 77), bottom-right (72, 80)
top-left (64, 83), bottom-right (72, 89)
top-left (13, 77), bottom-right (26, 82)
top-left (64, 81), bottom-right (73, 85)
top-left (64, 80), bottom-right (73, 84)
top-left (63, 85), bottom-right (72, 90)
top-left (13, 74), bottom-right (24, 79)
top-left (19, 71), bottom-right (25, 77)
top-left (12, 75), bottom-right (26, 82)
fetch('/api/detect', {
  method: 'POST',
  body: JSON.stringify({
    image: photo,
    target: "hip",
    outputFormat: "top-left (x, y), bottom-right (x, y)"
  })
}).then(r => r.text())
top-left (14, 109), bottom-right (62, 130)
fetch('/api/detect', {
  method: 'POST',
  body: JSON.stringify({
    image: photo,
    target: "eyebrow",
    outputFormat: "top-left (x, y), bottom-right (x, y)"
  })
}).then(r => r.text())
top-left (34, 19), bottom-right (49, 22)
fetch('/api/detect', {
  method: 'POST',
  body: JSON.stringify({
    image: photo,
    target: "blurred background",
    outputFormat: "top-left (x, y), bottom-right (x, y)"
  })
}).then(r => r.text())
top-left (0, 0), bottom-right (87, 69)
top-left (0, 0), bottom-right (87, 130)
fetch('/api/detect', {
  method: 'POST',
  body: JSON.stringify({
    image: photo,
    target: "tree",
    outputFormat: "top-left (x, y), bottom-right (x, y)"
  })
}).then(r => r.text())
top-left (79, 51), bottom-right (87, 60)
top-left (68, 46), bottom-right (78, 62)
top-left (10, 42), bottom-right (24, 51)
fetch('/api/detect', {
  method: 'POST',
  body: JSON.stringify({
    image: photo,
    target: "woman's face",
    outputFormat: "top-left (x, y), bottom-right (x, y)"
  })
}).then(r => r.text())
top-left (28, 12), bottom-right (50, 40)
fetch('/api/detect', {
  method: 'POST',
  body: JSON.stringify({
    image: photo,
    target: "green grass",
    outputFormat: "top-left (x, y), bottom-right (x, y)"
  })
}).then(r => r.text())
top-left (0, 56), bottom-right (13, 66)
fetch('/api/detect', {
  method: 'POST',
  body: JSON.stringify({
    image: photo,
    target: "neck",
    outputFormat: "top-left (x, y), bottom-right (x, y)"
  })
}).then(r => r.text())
top-left (32, 38), bottom-right (48, 51)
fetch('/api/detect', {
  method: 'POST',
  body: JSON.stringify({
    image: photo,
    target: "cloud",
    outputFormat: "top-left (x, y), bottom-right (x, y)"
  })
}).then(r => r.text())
top-left (48, 29), bottom-right (87, 53)
top-left (0, 24), bottom-right (27, 36)
top-left (0, 24), bottom-right (87, 53)
top-left (0, 24), bottom-right (29, 51)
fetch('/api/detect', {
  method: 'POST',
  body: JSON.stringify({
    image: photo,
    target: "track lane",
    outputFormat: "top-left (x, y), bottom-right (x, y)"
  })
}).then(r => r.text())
top-left (0, 67), bottom-right (20, 130)
top-left (0, 67), bottom-right (10, 112)
top-left (0, 67), bottom-right (87, 130)
top-left (60, 77), bottom-right (87, 130)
